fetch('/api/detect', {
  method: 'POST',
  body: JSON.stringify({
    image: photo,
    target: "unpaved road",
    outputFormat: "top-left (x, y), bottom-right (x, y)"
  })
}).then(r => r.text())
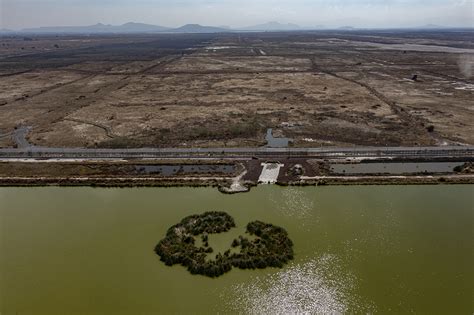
top-left (0, 145), bottom-right (472, 160)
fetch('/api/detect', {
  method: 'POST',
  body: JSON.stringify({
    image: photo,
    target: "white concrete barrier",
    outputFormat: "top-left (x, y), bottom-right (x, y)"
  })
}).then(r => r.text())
top-left (258, 163), bottom-right (284, 184)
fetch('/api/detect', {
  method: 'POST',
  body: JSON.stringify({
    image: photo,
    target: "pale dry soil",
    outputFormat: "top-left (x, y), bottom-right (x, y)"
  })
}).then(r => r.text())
top-left (0, 32), bottom-right (472, 148)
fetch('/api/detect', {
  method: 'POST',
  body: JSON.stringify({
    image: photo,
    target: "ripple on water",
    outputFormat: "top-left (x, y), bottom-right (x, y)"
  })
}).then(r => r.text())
top-left (270, 187), bottom-right (316, 224)
top-left (222, 255), bottom-right (375, 314)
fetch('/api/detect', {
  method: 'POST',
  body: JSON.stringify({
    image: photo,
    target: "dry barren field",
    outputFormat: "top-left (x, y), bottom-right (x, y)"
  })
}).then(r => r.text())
top-left (0, 31), bottom-right (473, 148)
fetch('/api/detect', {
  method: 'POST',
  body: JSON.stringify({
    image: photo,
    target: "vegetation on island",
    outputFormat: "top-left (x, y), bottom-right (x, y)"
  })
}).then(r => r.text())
top-left (155, 211), bottom-right (294, 278)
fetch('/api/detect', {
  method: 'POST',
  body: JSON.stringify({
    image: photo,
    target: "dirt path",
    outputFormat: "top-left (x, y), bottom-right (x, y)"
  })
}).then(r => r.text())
top-left (11, 126), bottom-right (33, 149)
top-left (64, 118), bottom-right (116, 139)
top-left (141, 55), bottom-right (183, 74)
top-left (311, 58), bottom-right (440, 144)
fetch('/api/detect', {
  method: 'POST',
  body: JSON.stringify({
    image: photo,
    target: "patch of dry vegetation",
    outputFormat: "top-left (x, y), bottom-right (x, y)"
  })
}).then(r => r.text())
top-left (0, 31), bottom-right (472, 148)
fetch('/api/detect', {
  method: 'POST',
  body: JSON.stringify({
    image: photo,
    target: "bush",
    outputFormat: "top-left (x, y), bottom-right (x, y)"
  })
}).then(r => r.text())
top-left (453, 165), bottom-right (463, 173)
top-left (155, 211), bottom-right (294, 278)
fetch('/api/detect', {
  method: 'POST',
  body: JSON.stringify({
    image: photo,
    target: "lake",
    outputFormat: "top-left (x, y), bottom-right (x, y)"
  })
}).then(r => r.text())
top-left (0, 185), bottom-right (472, 314)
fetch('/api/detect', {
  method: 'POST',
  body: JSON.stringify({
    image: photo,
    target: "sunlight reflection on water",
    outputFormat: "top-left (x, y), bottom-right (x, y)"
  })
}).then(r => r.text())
top-left (223, 255), bottom-right (374, 314)
top-left (270, 187), bottom-right (316, 226)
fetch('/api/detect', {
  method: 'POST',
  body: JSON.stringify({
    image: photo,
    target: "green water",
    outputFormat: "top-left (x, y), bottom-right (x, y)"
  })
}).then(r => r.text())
top-left (0, 185), bottom-right (472, 314)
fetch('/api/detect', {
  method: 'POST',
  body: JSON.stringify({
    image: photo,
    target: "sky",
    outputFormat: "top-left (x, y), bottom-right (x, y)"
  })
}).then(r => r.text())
top-left (0, 0), bottom-right (473, 30)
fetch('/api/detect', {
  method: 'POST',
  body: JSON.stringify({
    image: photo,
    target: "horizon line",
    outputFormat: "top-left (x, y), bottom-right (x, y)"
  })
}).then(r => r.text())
top-left (2, 21), bottom-right (473, 33)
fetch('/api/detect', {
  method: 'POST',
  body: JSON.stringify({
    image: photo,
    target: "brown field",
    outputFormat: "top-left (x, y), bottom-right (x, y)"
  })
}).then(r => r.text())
top-left (0, 31), bottom-right (473, 148)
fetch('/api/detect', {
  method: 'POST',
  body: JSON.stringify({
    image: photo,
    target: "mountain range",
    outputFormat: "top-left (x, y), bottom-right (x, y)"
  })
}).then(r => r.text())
top-left (3, 22), bottom-right (306, 34)
top-left (20, 22), bottom-right (170, 34)
top-left (0, 22), bottom-right (470, 34)
top-left (169, 24), bottom-right (229, 33)
top-left (242, 21), bottom-right (302, 31)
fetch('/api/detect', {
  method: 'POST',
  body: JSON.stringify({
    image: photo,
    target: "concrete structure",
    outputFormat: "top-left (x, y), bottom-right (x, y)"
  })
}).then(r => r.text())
top-left (258, 163), bottom-right (284, 184)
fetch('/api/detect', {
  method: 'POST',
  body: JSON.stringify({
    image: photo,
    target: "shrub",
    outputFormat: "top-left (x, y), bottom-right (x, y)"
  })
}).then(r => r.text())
top-left (155, 211), bottom-right (294, 278)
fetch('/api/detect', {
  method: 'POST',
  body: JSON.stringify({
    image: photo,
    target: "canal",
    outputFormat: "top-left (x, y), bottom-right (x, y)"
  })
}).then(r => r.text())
top-left (0, 185), bottom-right (472, 314)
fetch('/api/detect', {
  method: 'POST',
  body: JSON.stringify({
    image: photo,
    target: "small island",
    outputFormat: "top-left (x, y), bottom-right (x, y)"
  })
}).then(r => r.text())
top-left (155, 211), bottom-right (294, 278)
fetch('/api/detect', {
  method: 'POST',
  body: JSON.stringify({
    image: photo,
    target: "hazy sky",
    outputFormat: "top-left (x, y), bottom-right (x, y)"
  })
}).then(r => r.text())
top-left (1, 0), bottom-right (473, 30)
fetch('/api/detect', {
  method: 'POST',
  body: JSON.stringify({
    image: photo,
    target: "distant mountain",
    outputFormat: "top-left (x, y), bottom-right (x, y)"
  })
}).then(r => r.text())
top-left (170, 24), bottom-right (230, 33)
top-left (21, 22), bottom-right (169, 34)
top-left (115, 22), bottom-right (170, 32)
top-left (241, 21), bottom-right (301, 31)
top-left (12, 22), bottom-right (473, 35)
top-left (417, 24), bottom-right (449, 29)
top-left (21, 22), bottom-right (231, 34)
top-left (338, 26), bottom-right (356, 30)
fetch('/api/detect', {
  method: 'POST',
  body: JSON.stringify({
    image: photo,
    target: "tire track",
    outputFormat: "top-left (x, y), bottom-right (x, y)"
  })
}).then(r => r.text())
top-left (12, 74), bottom-right (96, 102)
top-left (141, 55), bottom-right (182, 74)
top-left (422, 69), bottom-right (472, 84)
top-left (64, 118), bottom-right (116, 138)
top-left (310, 58), bottom-right (439, 144)
top-left (0, 70), bottom-right (32, 77)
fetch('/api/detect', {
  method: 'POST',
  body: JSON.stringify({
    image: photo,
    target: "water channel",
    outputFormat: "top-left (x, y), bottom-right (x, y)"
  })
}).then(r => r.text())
top-left (0, 185), bottom-right (472, 314)
top-left (330, 162), bottom-right (464, 175)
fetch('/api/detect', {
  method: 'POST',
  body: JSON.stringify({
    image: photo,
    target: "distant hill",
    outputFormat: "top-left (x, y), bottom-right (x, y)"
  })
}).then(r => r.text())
top-left (170, 24), bottom-right (230, 33)
top-left (338, 26), bottom-right (356, 30)
top-left (115, 22), bottom-right (170, 32)
top-left (21, 22), bottom-right (170, 34)
top-left (242, 21), bottom-right (301, 31)
top-left (21, 23), bottom-right (232, 34)
top-left (417, 24), bottom-right (450, 29)
top-left (10, 22), bottom-right (474, 35)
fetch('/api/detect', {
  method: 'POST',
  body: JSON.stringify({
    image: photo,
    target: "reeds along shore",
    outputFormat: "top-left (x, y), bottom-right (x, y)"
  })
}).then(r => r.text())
top-left (155, 212), bottom-right (294, 278)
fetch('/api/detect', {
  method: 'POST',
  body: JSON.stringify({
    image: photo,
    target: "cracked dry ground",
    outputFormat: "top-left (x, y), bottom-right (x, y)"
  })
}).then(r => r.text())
top-left (0, 31), bottom-right (472, 148)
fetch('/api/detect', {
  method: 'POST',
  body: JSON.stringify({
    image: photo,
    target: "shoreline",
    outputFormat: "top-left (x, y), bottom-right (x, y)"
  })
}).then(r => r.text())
top-left (0, 158), bottom-right (472, 192)
top-left (1, 174), bottom-right (472, 191)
